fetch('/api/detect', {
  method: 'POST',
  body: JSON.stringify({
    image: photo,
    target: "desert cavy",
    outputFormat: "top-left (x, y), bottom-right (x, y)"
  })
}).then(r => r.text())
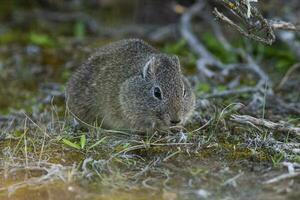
top-left (66, 39), bottom-right (195, 132)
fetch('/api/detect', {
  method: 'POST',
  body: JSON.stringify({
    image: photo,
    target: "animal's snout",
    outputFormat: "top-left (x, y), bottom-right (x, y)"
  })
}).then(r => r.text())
top-left (170, 119), bottom-right (181, 126)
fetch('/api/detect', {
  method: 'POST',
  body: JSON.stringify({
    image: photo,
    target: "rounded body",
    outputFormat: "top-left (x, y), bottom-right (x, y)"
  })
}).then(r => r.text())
top-left (66, 39), bottom-right (195, 131)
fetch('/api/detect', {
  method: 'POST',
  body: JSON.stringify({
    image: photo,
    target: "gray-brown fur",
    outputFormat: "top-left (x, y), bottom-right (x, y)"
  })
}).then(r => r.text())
top-left (66, 39), bottom-right (195, 132)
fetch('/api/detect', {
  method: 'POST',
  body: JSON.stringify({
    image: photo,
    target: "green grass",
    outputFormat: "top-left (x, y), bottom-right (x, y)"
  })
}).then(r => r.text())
top-left (0, 24), bottom-right (299, 199)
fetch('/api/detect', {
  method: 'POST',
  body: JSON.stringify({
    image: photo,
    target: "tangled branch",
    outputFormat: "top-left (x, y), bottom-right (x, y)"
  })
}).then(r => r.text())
top-left (180, 0), bottom-right (271, 104)
top-left (213, 0), bottom-right (275, 45)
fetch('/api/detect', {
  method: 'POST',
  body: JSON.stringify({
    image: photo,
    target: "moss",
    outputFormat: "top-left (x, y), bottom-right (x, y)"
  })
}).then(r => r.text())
top-left (253, 42), bottom-right (297, 73)
top-left (197, 83), bottom-right (211, 94)
top-left (201, 32), bottom-right (238, 64)
top-left (0, 31), bottom-right (57, 47)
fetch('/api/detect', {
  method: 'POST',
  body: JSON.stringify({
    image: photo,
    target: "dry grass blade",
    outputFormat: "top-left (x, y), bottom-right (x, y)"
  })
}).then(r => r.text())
top-left (277, 63), bottom-right (300, 89)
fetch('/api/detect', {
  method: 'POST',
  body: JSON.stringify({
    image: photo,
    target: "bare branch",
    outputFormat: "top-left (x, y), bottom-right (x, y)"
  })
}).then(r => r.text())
top-left (180, 0), bottom-right (271, 101)
top-left (263, 172), bottom-right (300, 184)
top-left (203, 87), bottom-right (259, 98)
top-left (180, 0), bottom-right (223, 66)
top-left (213, 0), bottom-right (275, 45)
top-left (230, 114), bottom-right (300, 136)
top-left (269, 19), bottom-right (299, 31)
top-left (263, 162), bottom-right (300, 184)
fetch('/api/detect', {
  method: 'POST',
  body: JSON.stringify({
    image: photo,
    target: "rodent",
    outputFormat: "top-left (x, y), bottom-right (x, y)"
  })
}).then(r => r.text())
top-left (66, 39), bottom-right (195, 132)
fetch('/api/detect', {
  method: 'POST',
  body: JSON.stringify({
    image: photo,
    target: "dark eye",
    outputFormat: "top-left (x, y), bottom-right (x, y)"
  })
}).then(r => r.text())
top-left (153, 87), bottom-right (162, 100)
top-left (183, 88), bottom-right (186, 97)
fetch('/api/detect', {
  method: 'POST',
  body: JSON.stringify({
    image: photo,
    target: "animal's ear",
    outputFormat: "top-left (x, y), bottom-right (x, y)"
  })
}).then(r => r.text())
top-left (171, 55), bottom-right (180, 66)
top-left (170, 55), bottom-right (181, 73)
top-left (142, 56), bottom-right (156, 79)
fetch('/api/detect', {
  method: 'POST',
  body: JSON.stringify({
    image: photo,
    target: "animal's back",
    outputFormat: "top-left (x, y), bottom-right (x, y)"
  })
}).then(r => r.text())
top-left (66, 39), bottom-right (158, 127)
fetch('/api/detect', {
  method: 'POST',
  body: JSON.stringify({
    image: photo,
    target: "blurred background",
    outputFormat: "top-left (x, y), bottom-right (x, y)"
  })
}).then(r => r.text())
top-left (0, 0), bottom-right (194, 114)
top-left (0, 0), bottom-right (299, 115)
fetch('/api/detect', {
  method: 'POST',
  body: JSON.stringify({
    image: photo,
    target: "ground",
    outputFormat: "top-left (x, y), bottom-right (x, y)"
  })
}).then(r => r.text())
top-left (0, 1), bottom-right (300, 200)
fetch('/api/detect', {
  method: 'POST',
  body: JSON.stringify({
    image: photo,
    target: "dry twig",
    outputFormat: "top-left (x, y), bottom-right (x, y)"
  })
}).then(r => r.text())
top-left (263, 162), bottom-right (300, 184)
top-left (213, 0), bottom-right (275, 45)
top-left (269, 19), bottom-right (299, 31)
top-left (230, 114), bottom-right (300, 136)
top-left (263, 172), bottom-right (300, 184)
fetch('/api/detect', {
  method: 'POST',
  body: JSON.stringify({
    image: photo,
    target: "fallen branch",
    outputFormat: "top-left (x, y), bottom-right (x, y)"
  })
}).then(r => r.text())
top-left (180, 0), bottom-right (223, 68)
top-left (263, 172), bottom-right (300, 184)
top-left (203, 86), bottom-right (259, 98)
top-left (263, 162), bottom-right (300, 184)
top-left (230, 114), bottom-right (300, 136)
top-left (180, 0), bottom-right (271, 102)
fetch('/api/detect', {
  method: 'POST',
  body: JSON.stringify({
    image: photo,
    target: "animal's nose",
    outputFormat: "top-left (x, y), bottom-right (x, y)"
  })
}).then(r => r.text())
top-left (170, 119), bottom-right (181, 126)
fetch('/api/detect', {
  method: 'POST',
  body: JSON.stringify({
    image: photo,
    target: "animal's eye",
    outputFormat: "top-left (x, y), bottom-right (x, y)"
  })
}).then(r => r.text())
top-left (153, 87), bottom-right (162, 100)
top-left (183, 88), bottom-right (186, 97)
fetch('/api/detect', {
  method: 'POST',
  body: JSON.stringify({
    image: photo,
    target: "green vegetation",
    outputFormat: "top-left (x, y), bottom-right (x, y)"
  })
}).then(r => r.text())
top-left (163, 39), bottom-right (198, 69)
top-left (201, 32), bottom-right (238, 63)
top-left (0, 1), bottom-right (299, 200)
top-left (255, 43), bottom-right (297, 73)
top-left (61, 135), bottom-right (108, 151)
top-left (271, 152), bottom-right (285, 167)
top-left (0, 31), bottom-right (57, 47)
